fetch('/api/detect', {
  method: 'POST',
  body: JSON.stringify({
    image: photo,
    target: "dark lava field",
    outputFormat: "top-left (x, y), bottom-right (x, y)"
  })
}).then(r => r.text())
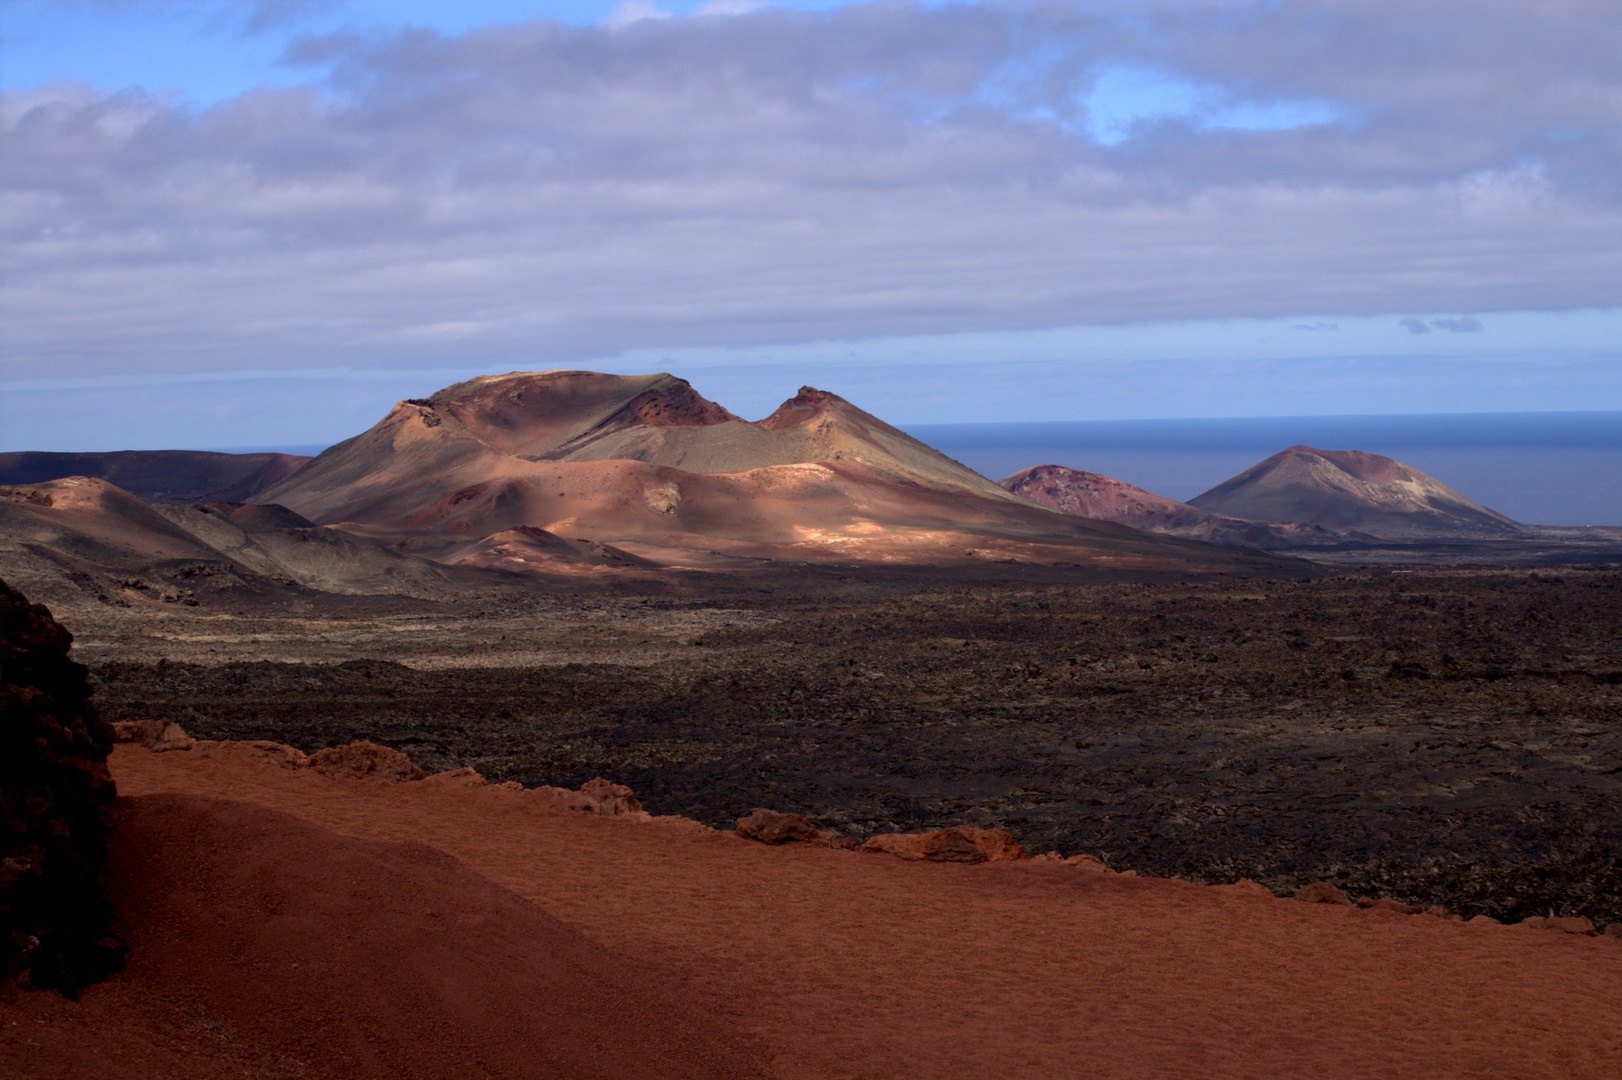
top-left (87, 566), bottom-right (1622, 925)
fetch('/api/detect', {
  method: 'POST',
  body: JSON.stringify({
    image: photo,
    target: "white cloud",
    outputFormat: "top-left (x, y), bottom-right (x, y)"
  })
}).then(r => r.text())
top-left (2, 0), bottom-right (1620, 386)
top-left (602, 0), bottom-right (673, 30)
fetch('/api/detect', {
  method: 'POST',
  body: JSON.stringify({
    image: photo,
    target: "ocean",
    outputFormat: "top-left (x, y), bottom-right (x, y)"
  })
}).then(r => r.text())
top-left (907, 411), bottom-right (1622, 527)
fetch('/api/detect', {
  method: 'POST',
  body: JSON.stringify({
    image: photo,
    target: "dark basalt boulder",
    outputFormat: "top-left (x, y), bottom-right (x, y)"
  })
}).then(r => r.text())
top-left (0, 577), bottom-right (126, 996)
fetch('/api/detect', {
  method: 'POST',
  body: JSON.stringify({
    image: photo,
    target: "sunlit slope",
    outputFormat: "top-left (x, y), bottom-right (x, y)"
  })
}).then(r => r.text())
top-left (1187, 446), bottom-right (1523, 539)
top-left (257, 371), bottom-right (1310, 573)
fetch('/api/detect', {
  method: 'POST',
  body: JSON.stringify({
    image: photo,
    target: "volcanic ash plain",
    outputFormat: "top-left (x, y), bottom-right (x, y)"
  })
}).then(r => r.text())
top-left (76, 565), bottom-right (1622, 927)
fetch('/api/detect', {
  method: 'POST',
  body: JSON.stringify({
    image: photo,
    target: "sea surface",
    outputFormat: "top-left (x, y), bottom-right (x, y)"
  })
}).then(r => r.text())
top-left (907, 411), bottom-right (1622, 527)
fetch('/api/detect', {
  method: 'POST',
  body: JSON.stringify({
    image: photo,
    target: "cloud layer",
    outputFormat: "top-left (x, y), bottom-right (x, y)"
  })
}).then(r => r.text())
top-left (4, 0), bottom-right (1621, 379)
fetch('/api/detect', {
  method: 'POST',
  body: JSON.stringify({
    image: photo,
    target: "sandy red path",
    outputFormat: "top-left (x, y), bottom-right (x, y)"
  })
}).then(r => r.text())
top-left (8, 747), bottom-right (1622, 1080)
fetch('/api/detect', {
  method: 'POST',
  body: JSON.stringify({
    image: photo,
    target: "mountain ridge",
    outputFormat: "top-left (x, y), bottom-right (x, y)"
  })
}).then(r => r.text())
top-left (254, 370), bottom-right (1304, 576)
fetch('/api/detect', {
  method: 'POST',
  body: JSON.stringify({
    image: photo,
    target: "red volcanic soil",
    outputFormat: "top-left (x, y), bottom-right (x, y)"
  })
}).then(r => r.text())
top-left (8, 744), bottom-right (1618, 1080)
top-left (1000, 464), bottom-right (1346, 550)
top-left (1001, 464), bottom-right (1213, 528)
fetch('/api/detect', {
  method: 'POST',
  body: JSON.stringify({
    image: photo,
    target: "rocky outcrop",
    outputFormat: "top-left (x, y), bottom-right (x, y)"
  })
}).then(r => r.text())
top-left (307, 740), bottom-right (426, 783)
top-left (193, 739), bottom-right (310, 770)
top-left (733, 808), bottom-right (861, 848)
top-left (1355, 897), bottom-right (1422, 915)
top-left (532, 777), bottom-right (647, 817)
top-left (736, 809), bottom-right (826, 844)
top-left (861, 826), bottom-right (1028, 864)
top-left (112, 718), bottom-right (197, 753)
top-left (1519, 915), bottom-right (1597, 936)
top-left (0, 578), bottom-right (126, 996)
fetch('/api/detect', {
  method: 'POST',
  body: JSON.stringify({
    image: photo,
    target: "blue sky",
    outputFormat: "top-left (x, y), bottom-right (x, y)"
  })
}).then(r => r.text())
top-left (3, 0), bottom-right (1620, 451)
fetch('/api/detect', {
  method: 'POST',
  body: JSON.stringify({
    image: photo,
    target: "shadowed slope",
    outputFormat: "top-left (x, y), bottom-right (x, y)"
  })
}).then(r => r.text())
top-left (0, 477), bottom-right (499, 609)
top-left (1188, 446), bottom-right (1524, 539)
top-left (1, 793), bottom-right (768, 1080)
top-left (0, 452), bottom-right (311, 505)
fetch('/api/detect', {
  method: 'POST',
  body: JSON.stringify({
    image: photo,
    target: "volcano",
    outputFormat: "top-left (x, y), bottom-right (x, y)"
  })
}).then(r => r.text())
top-left (999, 465), bottom-right (1345, 550)
top-left (255, 371), bottom-right (1306, 575)
top-left (1186, 446), bottom-right (1524, 539)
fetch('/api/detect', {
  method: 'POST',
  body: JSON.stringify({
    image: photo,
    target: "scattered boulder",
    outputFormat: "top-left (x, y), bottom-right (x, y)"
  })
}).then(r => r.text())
top-left (861, 825), bottom-right (1028, 864)
top-left (1294, 882), bottom-right (1355, 906)
top-left (737, 809), bottom-right (827, 845)
top-left (219, 740), bottom-right (309, 770)
top-left (421, 766), bottom-right (488, 788)
top-left (1064, 853), bottom-right (1107, 870)
top-left (734, 809), bottom-right (859, 849)
top-left (306, 740), bottom-right (425, 783)
top-left (1231, 878), bottom-right (1274, 897)
top-left (532, 778), bottom-right (647, 817)
top-left (111, 718), bottom-right (196, 753)
top-left (1356, 897), bottom-right (1422, 915)
top-left (1603, 923), bottom-right (1622, 940)
top-left (1519, 915), bottom-right (1596, 936)
top-left (580, 778), bottom-right (643, 816)
top-left (1031, 851), bottom-right (1108, 869)
top-left (0, 578), bottom-right (126, 996)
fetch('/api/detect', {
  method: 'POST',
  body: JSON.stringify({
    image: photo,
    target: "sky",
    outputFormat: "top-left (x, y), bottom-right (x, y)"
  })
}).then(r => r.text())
top-left (2, 0), bottom-right (1620, 451)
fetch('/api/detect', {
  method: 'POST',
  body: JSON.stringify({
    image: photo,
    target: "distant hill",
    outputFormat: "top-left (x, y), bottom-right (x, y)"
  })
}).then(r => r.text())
top-left (260, 371), bottom-right (1018, 515)
top-left (0, 450), bottom-right (311, 504)
top-left (1186, 446), bottom-right (1524, 539)
top-left (999, 465), bottom-right (1346, 550)
top-left (256, 370), bottom-right (1307, 575)
top-left (0, 476), bottom-right (515, 611)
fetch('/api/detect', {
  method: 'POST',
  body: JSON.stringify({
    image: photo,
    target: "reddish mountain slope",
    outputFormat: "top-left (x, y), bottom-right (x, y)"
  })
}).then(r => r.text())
top-left (258, 371), bottom-right (1306, 575)
top-left (263, 371), bottom-right (1018, 517)
top-left (1188, 446), bottom-right (1523, 539)
top-left (1000, 465), bottom-right (1345, 550)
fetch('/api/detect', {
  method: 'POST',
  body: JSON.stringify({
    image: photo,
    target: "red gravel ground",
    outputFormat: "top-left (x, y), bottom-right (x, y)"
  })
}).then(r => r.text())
top-left (6, 744), bottom-right (1621, 1080)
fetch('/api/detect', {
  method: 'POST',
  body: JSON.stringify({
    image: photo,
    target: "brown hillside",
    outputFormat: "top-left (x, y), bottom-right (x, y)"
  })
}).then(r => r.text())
top-left (257, 371), bottom-right (1309, 575)
top-left (1187, 446), bottom-right (1523, 539)
top-left (1001, 464), bottom-right (1347, 551)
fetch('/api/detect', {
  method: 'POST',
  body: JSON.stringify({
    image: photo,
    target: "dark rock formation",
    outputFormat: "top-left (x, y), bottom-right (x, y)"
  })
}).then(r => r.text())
top-left (0, 578), bottom-right (125, 996)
